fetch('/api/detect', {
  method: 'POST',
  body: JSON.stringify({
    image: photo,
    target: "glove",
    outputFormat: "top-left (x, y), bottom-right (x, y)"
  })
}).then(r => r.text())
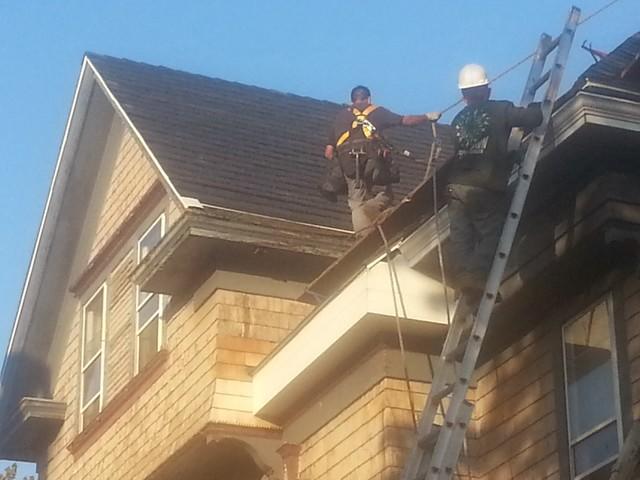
top-left (425, 112), bottom-right (442, 122)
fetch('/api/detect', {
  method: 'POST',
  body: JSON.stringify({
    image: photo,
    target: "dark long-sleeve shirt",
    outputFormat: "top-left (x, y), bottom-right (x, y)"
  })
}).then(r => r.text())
top-left (448, 100), bottom-right (543, 191)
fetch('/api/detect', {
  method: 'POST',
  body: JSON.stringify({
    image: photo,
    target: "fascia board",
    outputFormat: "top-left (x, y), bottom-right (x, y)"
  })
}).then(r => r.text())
top-left (252, 257), bottom-right (451, 418)
top-left (2, 59), bottom-right (94, 380)
top-left (398, 208), bottom-right (450, 268)
top-left (551, 91), bottom-right (640, 147)
top-left (85, 57), bottom-right (186, 211)
top-left (252, 269), bottom-right (369, 415)
top-left (366, 259), bottom-right (453, 322)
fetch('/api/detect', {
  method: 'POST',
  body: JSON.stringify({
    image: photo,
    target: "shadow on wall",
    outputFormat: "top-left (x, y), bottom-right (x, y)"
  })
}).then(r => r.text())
top-left (0, 352), bottom-right (51, 415)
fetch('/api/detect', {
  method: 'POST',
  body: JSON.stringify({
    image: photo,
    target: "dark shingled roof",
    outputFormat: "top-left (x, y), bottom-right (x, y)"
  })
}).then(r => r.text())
top-left (560, 31), bottom-right (640, 104)
top-left (87, 54), bottom-right (453, 231)
top-left (582, 32), bottom-right (640, 88)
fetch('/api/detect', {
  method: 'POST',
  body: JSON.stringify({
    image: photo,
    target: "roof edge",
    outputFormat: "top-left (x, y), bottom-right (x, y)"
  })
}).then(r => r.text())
top-left (1, 59), bottom-right (93, 382)
top-left (85, 55), bottom-right (187, 210)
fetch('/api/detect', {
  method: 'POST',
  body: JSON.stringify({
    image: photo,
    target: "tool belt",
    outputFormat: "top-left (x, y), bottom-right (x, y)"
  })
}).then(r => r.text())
top-left (336, 139), bottom-right (400, 186)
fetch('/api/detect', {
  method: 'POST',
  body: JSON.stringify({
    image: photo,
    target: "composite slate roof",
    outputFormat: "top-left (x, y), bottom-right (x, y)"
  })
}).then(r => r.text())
top-left (560, 31), bottom-right (640, 104)
top-left (581, 32), bottom-right (640, 88)
top-left (87, 54), bottom-right (453, 231)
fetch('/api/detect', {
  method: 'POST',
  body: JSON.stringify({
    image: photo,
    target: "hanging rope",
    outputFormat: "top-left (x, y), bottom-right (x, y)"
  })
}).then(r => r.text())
top-left (365, 0), bottom-right (625, 462)
top-left (377, 224), bottom-right (418, 432)
top-left (377, 224), bottom-right (465, 473)
top-left (425, 122), bottom-right (453, 326)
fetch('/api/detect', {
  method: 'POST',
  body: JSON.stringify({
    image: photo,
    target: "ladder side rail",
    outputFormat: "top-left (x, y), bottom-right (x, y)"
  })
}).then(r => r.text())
top-left (471, 4), bottom-right (580, 344)
top-left (507, 33), bottom-right (551, 152)
top-left (402, 307), bottom-right (469, 480)
top-left (522, 33), bottom-right (553, 105)
top-left (425, 7), bottom-right (580, 478)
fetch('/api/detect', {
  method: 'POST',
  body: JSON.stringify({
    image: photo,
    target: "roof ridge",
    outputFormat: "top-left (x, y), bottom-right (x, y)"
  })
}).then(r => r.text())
top-left (84, 52), bottom-right (346, 109)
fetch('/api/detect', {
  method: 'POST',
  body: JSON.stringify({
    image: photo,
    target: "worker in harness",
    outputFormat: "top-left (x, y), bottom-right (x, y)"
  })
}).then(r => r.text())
top-left (447, 64), bottom-right (543, 302)
top-left (325, 85), bottom-right (441, 236)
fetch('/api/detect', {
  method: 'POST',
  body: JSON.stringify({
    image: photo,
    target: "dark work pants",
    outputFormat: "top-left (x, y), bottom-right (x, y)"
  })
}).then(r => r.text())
top-left (446, 184), bottom-right (509, 290)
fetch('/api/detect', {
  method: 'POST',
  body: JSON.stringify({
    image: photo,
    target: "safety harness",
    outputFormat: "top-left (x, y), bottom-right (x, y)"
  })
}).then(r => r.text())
top-left (336, 105), bottom-right (380, 147)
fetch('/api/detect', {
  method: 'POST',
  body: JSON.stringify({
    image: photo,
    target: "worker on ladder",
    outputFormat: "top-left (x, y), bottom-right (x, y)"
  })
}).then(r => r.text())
top-left (447, 64), bottom-right (543, 303)
top-left (325, 86), bottom-right (441, 237)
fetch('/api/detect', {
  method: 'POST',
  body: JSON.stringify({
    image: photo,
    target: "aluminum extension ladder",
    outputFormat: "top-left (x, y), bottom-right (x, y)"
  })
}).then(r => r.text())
top-left (401, 7), bottom-right (581, 480)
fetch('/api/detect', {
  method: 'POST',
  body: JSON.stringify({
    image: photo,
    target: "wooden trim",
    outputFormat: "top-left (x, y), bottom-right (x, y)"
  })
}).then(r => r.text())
top-left (67, 349), bottom-right (168, 456)
top-left (202, 422), bottom-right (282, 442)
top-left (613, 281), bottom-right (634, 436)
top-left (86, 57), bottom-right (187, 209)
top-left (69, 180), bottom-right (166, 295)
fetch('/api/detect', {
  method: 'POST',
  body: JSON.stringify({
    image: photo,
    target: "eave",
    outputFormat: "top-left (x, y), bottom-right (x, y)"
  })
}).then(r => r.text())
top-left (252, 254), bottom-right (452, 423)
top-left (0, 397), bottom-right (66, 462)
top-left (133, 206), bottom-right (353, 295)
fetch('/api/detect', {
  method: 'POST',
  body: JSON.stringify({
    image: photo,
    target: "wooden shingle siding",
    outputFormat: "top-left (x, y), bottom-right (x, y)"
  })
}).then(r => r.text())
top-left (210, 291), bottom-right (311, 426)
top-left (469, 325), bottom-right (559, 480)
top-left (299, 378), bottom-right (433, 480)
top-left (105, 250), bottom-right (135, 402)
top-left (89, 129), bottom-right (158, 263)
top-left (45, 288), bottom-right (308, 479)
top-left (624, 276), bottom-right (640, 420)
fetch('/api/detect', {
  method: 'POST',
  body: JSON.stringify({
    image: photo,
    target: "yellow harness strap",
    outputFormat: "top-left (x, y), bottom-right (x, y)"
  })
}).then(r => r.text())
top-left (336, 105), bottom-right (379, 147)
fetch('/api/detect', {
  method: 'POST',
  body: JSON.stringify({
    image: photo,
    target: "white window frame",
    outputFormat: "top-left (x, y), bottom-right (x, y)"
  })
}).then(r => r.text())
top-left (136, 214), bottom-right (165, 264)
top-left (561, 294), bottom-right (624, 480)
top-left (135, 214), bottom-right (166, 373)
top-left (80, 283), bottom-right (107, 431)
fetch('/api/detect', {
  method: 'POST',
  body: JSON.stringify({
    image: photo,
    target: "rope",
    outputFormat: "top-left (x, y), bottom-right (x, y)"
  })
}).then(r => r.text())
top-left (377, 225), bottom-right (455, 438)
top-left (437, 0), bottom-right (625, 116)
top-left (425, 123), bottom-right (452, 326)
top-left (377, 224), bottom-right (418, 432)
top-left (578, 0), bottom-right (624, 25)
top-left (377, 224), bottom-right (466, 477)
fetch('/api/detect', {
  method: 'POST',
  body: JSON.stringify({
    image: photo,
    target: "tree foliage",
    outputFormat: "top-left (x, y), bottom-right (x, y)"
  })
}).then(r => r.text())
top-left (0, 464), bottom-right (34, 480)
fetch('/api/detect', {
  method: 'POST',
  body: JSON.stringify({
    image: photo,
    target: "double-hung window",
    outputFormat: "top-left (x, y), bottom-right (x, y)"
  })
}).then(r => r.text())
top-left (80, 285), bottom-right (107, 430)
top-left (562, 297), bottom-right (622, 479)
top-left (135, 214), bottom-right (165, 372)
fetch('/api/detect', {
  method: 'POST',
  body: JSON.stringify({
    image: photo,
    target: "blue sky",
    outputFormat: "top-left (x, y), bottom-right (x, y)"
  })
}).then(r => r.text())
top-left (0, 0), bottom-right (637, 473)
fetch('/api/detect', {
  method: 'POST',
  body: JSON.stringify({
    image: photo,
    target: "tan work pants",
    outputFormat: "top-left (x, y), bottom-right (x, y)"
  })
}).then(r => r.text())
top-left (346, 177), bottom-right (393, 237)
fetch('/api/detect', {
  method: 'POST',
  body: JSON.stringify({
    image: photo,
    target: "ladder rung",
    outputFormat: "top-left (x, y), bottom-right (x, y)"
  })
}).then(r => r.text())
top-left (529, 70), bottom-right (551, 93)
top-left (443, 316), bottom-right (475, 362)
top-left (444, 339), bottom-right (468, 363)
top-left (431, 383), bottom-right (455, 404)
top-left (542, 35), bottom-right (560, 57)
top-left (457, 400), bottom-right (475, 427)
top-left (417, 425), bottom-right (441, 449)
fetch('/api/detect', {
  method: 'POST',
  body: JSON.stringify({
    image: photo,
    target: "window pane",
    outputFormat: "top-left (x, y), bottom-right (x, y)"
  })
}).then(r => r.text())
top-left (138, 293), bottom-right (160, 329)
top-left (138, 319), bottom-right (159, 370)
top-left (83, 356), bottom-right (101, 406)
top-left (83, 398), bottom-right (100, 427)
top-left (138, 219), bottom-right (163, 263)
top-left (83, 291), bottom-right (104, 363)
top-left (564, 302), bottom-right (615, 440)
top-left (573, 421), bottom-right (619, 477)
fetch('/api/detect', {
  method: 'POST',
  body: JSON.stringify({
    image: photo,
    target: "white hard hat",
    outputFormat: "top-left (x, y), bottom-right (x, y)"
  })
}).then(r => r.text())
top-left (458, 64), bottom-right (490, 89)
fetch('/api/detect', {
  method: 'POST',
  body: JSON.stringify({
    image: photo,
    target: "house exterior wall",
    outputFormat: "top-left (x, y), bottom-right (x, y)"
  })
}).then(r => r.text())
top-left (469, 325), bottom-right (559, 480)
top-left (41, 115), bottom-right (313, 478)
top-left (298, 377), bottom-right (426, 480)
top-left (87, 125), bottom-right (162, 263)
top-left (625, 275), bottom-right (640, 420)
top-left (46, 286), bottom-right (310, 479)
